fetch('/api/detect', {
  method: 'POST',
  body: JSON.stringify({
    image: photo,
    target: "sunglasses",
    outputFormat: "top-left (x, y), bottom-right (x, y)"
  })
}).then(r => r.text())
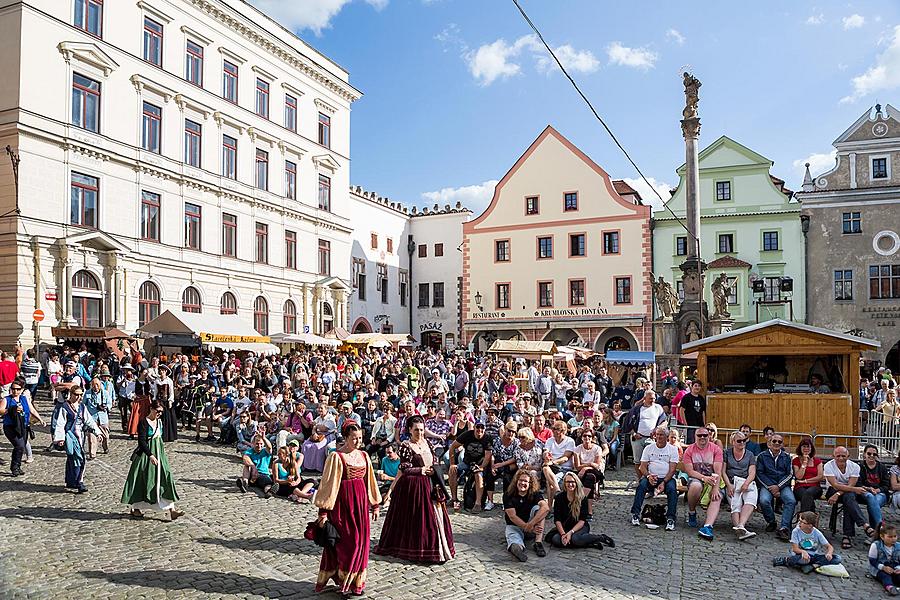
top-left (865, 452), bottom-right (879, 457)
top-left (696, 433), bottom-right (709, 438)
top-left (735, 439), bottom-right (746, 443)
top-left (771, 440), bottom-right (784, 444)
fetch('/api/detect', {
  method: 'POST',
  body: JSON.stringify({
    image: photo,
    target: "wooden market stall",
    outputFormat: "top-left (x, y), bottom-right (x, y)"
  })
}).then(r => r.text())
top-left (488, 340), bottom-right (558, 393)
top-left (682, 319), bottom-right (879, 442)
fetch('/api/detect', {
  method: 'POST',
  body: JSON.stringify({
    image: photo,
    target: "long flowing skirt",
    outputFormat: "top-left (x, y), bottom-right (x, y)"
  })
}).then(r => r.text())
top-left (127, 395), bottom-right (151, 436)
top-left (161, 405), bottom-right (178, 442)
top-left (121, 435), bottom-right (179, 510)
top-left (316, 477), bottom-right (371, 594)
top-left (374, 473), bottom-right (454, 563)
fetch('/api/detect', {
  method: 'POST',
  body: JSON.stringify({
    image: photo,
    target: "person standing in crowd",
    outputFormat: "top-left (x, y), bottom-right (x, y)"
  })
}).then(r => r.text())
top-left (0, 351), bottom-right (19, 397)
top-left (792, 437), bottom-right (824, 513)
top-left (127, 367), bottom-right (153, 439)
top-left (756, 432), bottom-right (797, 541)
top-left (121, 401), bottom-right (184, 521)
top-left (82, 377), bottom-right (110, 459)
top-left (117, 364), bottom-right (136, 433)
top-left (313, 422), bottom-right (381, 596)
top-left (50, 361), bottom-right (83, 451)
top-left (503, 470), bottom-right (549, 562)
top-left (624, 389), bottom-right (666, 481)
top-left (156, 364), bottom-right (177, 442)
top-left (20, 349), bottom-right (41, 400)
top-left (680, 380), bottom-right (706, 443)
top-left (52, 385), bottom-right (99, 493)
top-left (375, 415), bottom-right (455, 563)
top-left (0, 378), bottom-right (45, 476)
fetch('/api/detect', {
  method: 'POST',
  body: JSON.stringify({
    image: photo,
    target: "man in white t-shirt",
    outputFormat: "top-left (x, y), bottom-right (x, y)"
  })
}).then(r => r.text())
top-left (629, 426), bottom-right (680, 531)
top-left (823, 446), bottom-right (870, 542)
top-left (629, 390), bottom-right (666, 480)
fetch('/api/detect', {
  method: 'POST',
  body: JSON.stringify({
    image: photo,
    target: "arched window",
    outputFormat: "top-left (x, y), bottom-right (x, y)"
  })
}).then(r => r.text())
top-left (283, 299), bottom-right (297, 334)
top-left (254, 296), bottom-right (269, 335)
top-left (220, 291), bottom-right (237, 315)
top-left (322, 301), bottom-right (333, 334)
top-left (138, 281), bottom-right (160, 327)
top-left (72, 270), bottom-right (101, 327)
top-left (182, 286), bottom-right (202, 313)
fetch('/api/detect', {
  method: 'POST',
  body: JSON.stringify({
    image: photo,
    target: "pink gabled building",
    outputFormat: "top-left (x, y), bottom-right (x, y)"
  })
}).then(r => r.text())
top-left (462, 126), bottom-right (652, 353)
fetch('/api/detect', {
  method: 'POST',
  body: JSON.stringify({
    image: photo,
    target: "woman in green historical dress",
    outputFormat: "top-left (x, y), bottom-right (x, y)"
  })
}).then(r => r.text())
top-left (121, 402), bottom-right (184, 520)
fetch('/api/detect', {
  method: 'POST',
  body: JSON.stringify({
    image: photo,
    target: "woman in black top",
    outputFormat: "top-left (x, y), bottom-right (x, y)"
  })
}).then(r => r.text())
top-left (548, 472), bottom-right (612, 549)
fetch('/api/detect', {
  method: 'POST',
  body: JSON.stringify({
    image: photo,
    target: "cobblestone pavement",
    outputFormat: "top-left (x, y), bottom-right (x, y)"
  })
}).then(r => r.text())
top-left (0, 398), bottom-right (885, 599)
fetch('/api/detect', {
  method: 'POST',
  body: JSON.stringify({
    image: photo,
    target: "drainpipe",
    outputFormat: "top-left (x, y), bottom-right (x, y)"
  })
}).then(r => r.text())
top-left (407, 234), bottom-right (415, 338)
top-left (32, 236), bottom-right (41, 350)
top-left (800, 214), bottom-right (810, 325)
top-left (649, 217), bottom-right (656, 357)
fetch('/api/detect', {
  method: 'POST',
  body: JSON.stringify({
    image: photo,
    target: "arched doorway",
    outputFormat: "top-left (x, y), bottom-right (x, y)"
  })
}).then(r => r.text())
top-left (471, 330), bottom-right (525, 353)
top-left (543, 328), bottom-right (583, 346)
top-left (421, 330), bottom-right (442, 350)
top-left (322, 302), bottom-right (333, 333)
top-left (886, 341), bottom-right (900, 373)
top-left (352, 318), bottom-right (372, 334)
top-left (593, 327), bottom-right (639, 354)
top-left (72, 270), bottom-right (102, 327)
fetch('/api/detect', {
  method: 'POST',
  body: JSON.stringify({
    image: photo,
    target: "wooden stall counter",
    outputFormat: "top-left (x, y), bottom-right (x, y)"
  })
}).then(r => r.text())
top-left (707, 393), bottom-right (853, 443)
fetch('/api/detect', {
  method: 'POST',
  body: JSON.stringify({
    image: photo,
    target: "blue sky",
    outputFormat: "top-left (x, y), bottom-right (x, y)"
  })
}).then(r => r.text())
top-left (250, 0), bottom-right (900, 213)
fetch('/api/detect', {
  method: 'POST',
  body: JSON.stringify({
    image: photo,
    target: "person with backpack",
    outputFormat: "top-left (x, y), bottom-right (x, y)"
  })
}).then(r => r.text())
top-left (0, 378), bottom-right (45, 476)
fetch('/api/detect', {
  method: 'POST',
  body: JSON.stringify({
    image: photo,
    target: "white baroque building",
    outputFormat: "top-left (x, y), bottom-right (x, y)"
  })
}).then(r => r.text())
top-left (347, 186), bottom-right (470, 348)
top-left (0, 0), bottom-right (358, 347)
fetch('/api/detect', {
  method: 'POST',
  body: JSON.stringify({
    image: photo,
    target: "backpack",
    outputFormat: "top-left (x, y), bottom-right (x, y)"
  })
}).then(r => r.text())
top-left (640, 503), bottom-right (666, 527)
top-left (462, 472), bottom-right (484, 511)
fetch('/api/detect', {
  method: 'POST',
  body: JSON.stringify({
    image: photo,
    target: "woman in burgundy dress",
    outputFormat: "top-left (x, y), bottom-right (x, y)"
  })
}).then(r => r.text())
top-left (314, 423), bottom-right (381, 596)
top-left (375, 415), bottom-right (455, 563)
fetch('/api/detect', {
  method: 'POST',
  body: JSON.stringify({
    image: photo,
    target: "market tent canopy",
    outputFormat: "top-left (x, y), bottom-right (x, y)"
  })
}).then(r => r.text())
top-left (50, 326), bottom-right (133, 341)
top-left (343, 333), bottom-right (413, 347)
top-left (324, 327), bottom-right (351, 341)
top-left (554, 345), bottom-right (596, 361)
top-left (138, 310), bottom-right (279, 355)
top-left (269, 332), bottom-right (340, 347)
top-left (488, 340), bottom-right (557, 356)
top-left (604, 351), bottom-right (656, 366)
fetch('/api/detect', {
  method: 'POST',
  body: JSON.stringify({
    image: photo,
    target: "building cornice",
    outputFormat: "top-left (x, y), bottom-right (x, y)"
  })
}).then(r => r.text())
top-left (186, 0), bottom-right (362, 103)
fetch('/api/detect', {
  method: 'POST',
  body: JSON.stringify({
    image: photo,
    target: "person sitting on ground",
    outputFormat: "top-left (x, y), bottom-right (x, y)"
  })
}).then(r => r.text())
top-left (196, 387), bottom-right (233, 442)
top-left (376, 443), bottom-right (401, 504)
top-left (271, 445), bottom-right (315, 503)
top-left (235, 410), bottom-right (258, 453)
top-left (237, 434), bottom-right (279, 498)
top-left (449, 422), bottom-right (493, 512)
top-left (683, 426), bottom-right (724, 540)
top-left (756, 431), bottom-right (796, 541)
top-left (723, 430), bottom-right (758, 540)
top-left (548, 472), bottom-right (611, 550)
top-left (869, 523), bottom-right (900, 596)
top-left (574, 428), bottom-right (607, 511)
top-left (825, 445), bottom-right (874, 549)
top-left (773, 511), bottom-right (841, 573)
top-left (504, 470), bottom-right (549, 562)
top-left (792, 437), bottom-right (824, 513)
top-left (542, 421), bottom-right (576, 509)
top-left (629, 426), bottom-right (679, 531)
top-left (860, 444), bottom-right (891, 531)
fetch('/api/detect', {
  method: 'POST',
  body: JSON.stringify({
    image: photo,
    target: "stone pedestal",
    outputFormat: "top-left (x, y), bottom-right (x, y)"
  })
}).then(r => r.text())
top-left (707, 317), bottom-right (734, 337)
top-left (654, 319), bottom-right (680, 355)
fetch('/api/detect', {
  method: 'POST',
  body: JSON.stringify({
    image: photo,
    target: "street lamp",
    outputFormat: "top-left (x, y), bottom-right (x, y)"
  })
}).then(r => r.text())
top-left (474, 291), bottom-right (483, 312)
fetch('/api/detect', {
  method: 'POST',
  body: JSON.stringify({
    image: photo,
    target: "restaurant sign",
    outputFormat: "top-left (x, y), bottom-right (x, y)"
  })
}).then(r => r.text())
top-left (200, 332), bottom-right (271, 344)
top-left (862, 306), bottom-right (900, 327)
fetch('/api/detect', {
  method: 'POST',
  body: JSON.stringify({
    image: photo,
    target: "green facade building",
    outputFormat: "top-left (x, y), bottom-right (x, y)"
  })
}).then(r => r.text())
top-left (653, 136), bottom-right (805, 328)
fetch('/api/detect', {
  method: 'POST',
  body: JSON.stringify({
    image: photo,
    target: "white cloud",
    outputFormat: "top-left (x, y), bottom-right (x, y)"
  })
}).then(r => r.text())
top-left (535, 44), bottom-right (600, 75)
top-left (793, 150), bottom-right (837, 179)
top-left (247, 0), bottom-right (386, 35)
top-left (435, 23), bottom-right (467, 53)
top-left (607, 42), bottom-right (658, 70)
top-left (421, 180), bottom-right (499, 213)
top-left (841, 25), bottom-right (900, 103)
top-left (842, 14), bottom-right (865, 29)
top-left (805, 13), bottom-right (824, 25)
top-left (466, 35), bottom-right (598, 84)
top-left (665, 28), bottom-right (686, 45)
top-left (623, 177), bottom-right (672, 212)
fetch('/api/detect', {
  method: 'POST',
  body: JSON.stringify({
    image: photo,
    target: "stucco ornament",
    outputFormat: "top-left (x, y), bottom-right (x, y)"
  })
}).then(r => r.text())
top-left (651, 273), bottom-right (679, 319)
top-left (710, 272), bottom-right (734, 319)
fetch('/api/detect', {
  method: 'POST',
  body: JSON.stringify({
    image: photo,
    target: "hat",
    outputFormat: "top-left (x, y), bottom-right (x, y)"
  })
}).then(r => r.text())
top-left (431, 368), bottom-right (439, 374)
top-left (287, 439), bottom-right (300, 448)
top-left (341, 401), bottom-right (353, 410)
top-left (121, 364), bottom-right (135, 372)
top-left (474, 422), bottom-right (486, 429)
top-left (159, 364), bottom-right (170, 373)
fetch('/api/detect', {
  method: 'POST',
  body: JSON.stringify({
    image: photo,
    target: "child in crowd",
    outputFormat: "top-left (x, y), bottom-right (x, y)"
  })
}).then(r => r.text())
top-left (773, 511), bottom-right (842, 573)
top-left (869, 524), bottom-right (900, 595)
top-left (377, 444), bottom-right (401, 505)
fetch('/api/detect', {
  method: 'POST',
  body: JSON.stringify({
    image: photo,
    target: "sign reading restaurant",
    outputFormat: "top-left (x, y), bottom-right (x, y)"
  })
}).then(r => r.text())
top-left (200, 332), bottom-right (271, 344)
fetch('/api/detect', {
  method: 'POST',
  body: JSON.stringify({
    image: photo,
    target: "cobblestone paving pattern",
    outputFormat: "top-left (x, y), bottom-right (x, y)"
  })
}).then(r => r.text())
top-left (0, 397), bottom-right (884, 599)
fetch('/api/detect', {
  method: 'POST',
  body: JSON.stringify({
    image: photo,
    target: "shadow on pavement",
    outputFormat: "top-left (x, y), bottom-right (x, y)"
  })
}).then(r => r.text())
top-left (174, 448), bottom-right (242, 461)
top-left (0, 481), bottom-right (68, 494)
top-left (0, 506), bottom-right (127, 522)
top-left (179, 477), bottom-right (238, 492)
top-left (194, 536), bottom-right (320, 558)
top-left (79, 569), bottom-right (318, 598)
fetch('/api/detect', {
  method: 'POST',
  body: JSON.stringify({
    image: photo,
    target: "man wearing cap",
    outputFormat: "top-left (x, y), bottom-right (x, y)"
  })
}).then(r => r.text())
top-left (337, 401), bottom-right (361, 435)
top-left (449, 421), bottom-right (494, 512)
top-left (426, 368), bottom-right (449, 396)
top-left (116, 364), bottom-right (136, 433)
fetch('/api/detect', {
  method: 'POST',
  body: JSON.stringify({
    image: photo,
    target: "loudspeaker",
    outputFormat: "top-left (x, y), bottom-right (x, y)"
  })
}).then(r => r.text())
top-left (752, 280), bottom-right (765, 293)
top-left (780, 277), bottom-right (793, 292)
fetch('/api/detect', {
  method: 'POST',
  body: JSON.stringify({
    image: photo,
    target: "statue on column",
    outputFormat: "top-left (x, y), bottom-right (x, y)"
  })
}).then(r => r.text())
top-left (710, 272), bottom-right (735, 319)
top-left (682, 72), bottom-right (701, 119)
top-left (651, 273), bottom-right (679, 319)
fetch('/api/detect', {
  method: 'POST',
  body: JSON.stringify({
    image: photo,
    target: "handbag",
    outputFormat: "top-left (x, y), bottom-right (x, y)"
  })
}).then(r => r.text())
top-left (304, 519), bottom-right (341, 548)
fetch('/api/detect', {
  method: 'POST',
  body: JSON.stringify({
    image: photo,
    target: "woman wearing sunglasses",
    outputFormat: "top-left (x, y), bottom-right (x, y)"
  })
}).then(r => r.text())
top-left (0, 378), bottom-right (45, 476)
top-left (52, 384), bottom-right (99, 493)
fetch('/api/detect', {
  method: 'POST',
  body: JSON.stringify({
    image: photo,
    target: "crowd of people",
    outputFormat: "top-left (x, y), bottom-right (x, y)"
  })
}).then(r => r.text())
top-left (2, 344), bottom-right (900, 594)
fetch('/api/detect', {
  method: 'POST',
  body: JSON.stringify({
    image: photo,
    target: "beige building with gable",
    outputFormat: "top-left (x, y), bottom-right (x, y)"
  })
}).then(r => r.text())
top-left (462, 126), bottom-right (652, 353)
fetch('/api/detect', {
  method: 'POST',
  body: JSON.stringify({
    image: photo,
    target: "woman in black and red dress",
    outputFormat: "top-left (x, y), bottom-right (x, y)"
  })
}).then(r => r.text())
top-left (374, 415), bottom-right (455, 563)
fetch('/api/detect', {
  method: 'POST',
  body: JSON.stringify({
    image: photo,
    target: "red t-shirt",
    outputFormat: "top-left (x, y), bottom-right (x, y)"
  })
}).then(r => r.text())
top-left (0, 360), bottom-right (19, 385)
top-left (792, 456), bottom-right (822, 488)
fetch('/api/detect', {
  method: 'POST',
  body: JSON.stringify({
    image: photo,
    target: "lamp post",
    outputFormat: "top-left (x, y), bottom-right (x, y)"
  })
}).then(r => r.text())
top-left (474, 290), bottom-right (483, 312)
